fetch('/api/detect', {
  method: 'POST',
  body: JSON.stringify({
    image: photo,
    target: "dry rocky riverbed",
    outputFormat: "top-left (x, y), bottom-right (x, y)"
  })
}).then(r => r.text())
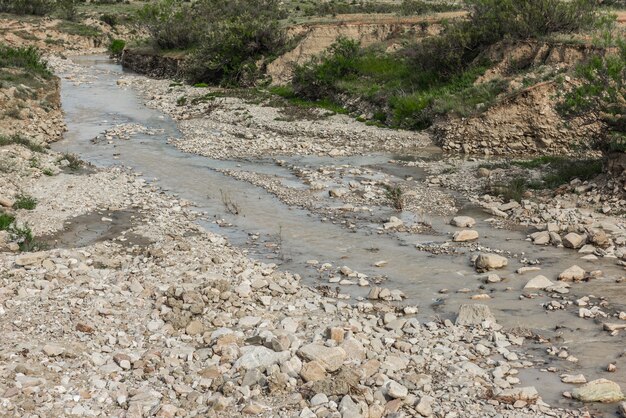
top-left (0, 53), bottom-right (626, 418)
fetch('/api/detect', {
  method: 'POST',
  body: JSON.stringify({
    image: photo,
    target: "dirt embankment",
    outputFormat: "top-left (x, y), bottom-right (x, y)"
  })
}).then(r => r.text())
top-left (433, 41), bottom-right (612, 156)
top-left (120, 48), bottom-right (186, 80)
top-left (267, 17), bottom-right (444, 85)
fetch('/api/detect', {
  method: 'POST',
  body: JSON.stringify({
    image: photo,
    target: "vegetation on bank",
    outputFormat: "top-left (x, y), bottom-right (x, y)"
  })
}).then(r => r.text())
top-left (0, 44), bottom-right (51, 79)
top-left (300, 0), bottom-right (461, 17)
top-left (138, 0), bottom-right (288, 86)
top-left (560, 33), bottom-right (626, 154)
top-left (486, 156), bottom-right (604, 202)
top-left (289, 0), bottom-right (600, 130)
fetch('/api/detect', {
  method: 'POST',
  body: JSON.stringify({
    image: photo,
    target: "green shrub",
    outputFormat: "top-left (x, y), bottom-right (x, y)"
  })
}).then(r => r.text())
top-left (0, 134), bottom-right (46, 153)
top-left (0, 0), bottom-right (54, 15)
top-left (108, 39), bottom-right (126, 56)
top-left (407, 0), bottom-right (598, 81)
top-left (57, 0), bottom-right (79, 21)
top-left (0, 213), bottom-right (14, 231)
top-left (185, 0), bottom-right (287, 86)
top-left (560, 37), bottom-right (625, 153)
top-left (137, 0), bottom-right (200, 50)
top-left (59, 153), bottom-right (82, 171)
top-left (0, 45), bottom-right (51, 79)
top-left (100, 13), bottom-right (118, 26)
top-left (13, 195), bottom-right (37, 210)
top-left (292, 38), bottom-right (361, 100)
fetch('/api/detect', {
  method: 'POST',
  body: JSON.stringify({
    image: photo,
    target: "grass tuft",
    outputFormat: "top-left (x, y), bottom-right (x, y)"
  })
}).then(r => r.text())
top-left (0, 135), bottom-right (46, 153)
top-left (13, 195), bottom-right (37, 210)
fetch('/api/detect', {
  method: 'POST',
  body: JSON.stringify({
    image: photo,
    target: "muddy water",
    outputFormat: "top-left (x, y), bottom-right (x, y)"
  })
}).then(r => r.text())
top-left (55, 55), bottom-right (625, 414)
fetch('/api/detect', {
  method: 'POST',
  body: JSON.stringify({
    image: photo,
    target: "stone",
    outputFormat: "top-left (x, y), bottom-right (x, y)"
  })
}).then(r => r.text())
top-left (561, 374), bottom-right (587, 384)
top-left (497, 387), bottom-right (539, 404)
top-left (42, 344), bottom-right (64, 357)
top-left (453, 230), bottom-right (479, 242)
top-left (15, 252), bottom-right (47, 267)
top-left (329, 188), bottom-right (348, 198)
top-left (477, 167), bottom-right (491, 178)
top-left (310, 393), bottom-right (328, 406)
top-left (563, 233), bottom-right (586, 249)
top-left (531, 231), bottom-right (550, 245)
top-left (383, 380), bottom-right (408, 399)
top-left (455, 304), bottom-right (496, 326)
top-left (475, 253), bottom-right (508, 272)
top-left (415, 396), bottom-right (434, 417)
top-left (523, 275), bottom-right (554, 290)
top-left (298, 344), bottom-right (346, 372)
top-left (0, 196), bottom-right (14, 208)
top-left (384, 216), bottom-right (403, 230)
top-left (572, 379), bottom-right (624, 403)
top-left (234, 346), bottom-right (289, 371)
top-left (185, 320), bottom-right (204, 336)
top-left (300, 361), bottom-right (326, 383)
top-left (451, 216), bottom-right (476, 228)
top-left (558, 265), bottom-right (586, 282)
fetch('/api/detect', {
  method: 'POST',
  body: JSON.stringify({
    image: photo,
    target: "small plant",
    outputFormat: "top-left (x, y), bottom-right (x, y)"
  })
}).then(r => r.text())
top-left (9, 223), bottom-right (43, 252)
top-left (42, 168), bottom-right (54, 176)
top-left (220, 190), bottom-right (240, 215)
top-left (492, 178), bottom-right (528, 203)
top-left (384, 185), bottom-right (404, 211)
top-left (176, 96), bottom-right (187, 106)
top-left (13, 195), bottom-right (37, 210)
top-left (193, 83), bottom-right (209, 88)
top-left (59, 153), bottom-right (82, 171)
top-left (100, 13), bottom-right (118, 27)
top-left (0, 213), bottom-right (15, 231)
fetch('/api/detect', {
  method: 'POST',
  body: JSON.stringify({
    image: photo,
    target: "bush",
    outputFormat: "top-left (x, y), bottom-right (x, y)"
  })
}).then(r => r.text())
top-left (100, 13), bottom-right (118, 26)
top-left (185, 0), bottom-right (287, 85)
top-left (57, 0), bottom-right (79, 21)
top-left (108, 39), bottom-right (126, 56)
top-left (0, 44), bottom-right (51, 79)
top-left (407, 0), bottom-right (598, 81)
top-left (138, 0), bottom-right (199, 50)
top-left (292, 38), bottom-right (361, 100)
top-left (0, 0), bottom-right (54, 15)
top-left (560, 32), bottom-right (625, 154)
top-left (0, 134), bottom-right (46, 153)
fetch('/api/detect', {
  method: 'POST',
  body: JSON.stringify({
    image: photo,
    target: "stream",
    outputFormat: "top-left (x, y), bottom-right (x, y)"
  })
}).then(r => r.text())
top-left (53, 55), bottom-right (626, 414)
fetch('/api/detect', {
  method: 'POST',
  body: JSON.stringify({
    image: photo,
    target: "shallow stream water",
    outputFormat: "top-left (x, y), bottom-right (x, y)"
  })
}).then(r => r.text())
top-left (54, 55), bottom-right (626, 414)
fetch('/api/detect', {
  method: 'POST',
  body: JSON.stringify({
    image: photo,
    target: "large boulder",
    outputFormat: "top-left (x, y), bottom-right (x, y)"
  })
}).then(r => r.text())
top-left (563, 233), bottom-right (586, 249)
top-left (558, 265), bottom-right (586, 282)
top-left (523, 275), bottom-right (554, 290)
top-left (455, 304), bottom-right (496, 326)
top-left (572, 379), bottom-right (624, 403)
top-left (475, 253), bottom-right (508, 272)
top-left (453, 230), bottom-right (479, 242)
top-left (298, 344), bottom-right (346, 372)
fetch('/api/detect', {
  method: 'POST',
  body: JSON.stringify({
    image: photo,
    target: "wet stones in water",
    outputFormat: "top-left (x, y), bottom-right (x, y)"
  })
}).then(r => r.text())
top-left (452, 230), bottom-right (479, 242)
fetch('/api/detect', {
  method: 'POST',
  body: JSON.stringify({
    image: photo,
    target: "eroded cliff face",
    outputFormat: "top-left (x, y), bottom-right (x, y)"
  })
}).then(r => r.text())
top-left (267, 18), bottom-right (441, 85)
top-left (435, 41), bottom-right (611, 156)
top-left (120, 49), bottom-right (186, 80)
